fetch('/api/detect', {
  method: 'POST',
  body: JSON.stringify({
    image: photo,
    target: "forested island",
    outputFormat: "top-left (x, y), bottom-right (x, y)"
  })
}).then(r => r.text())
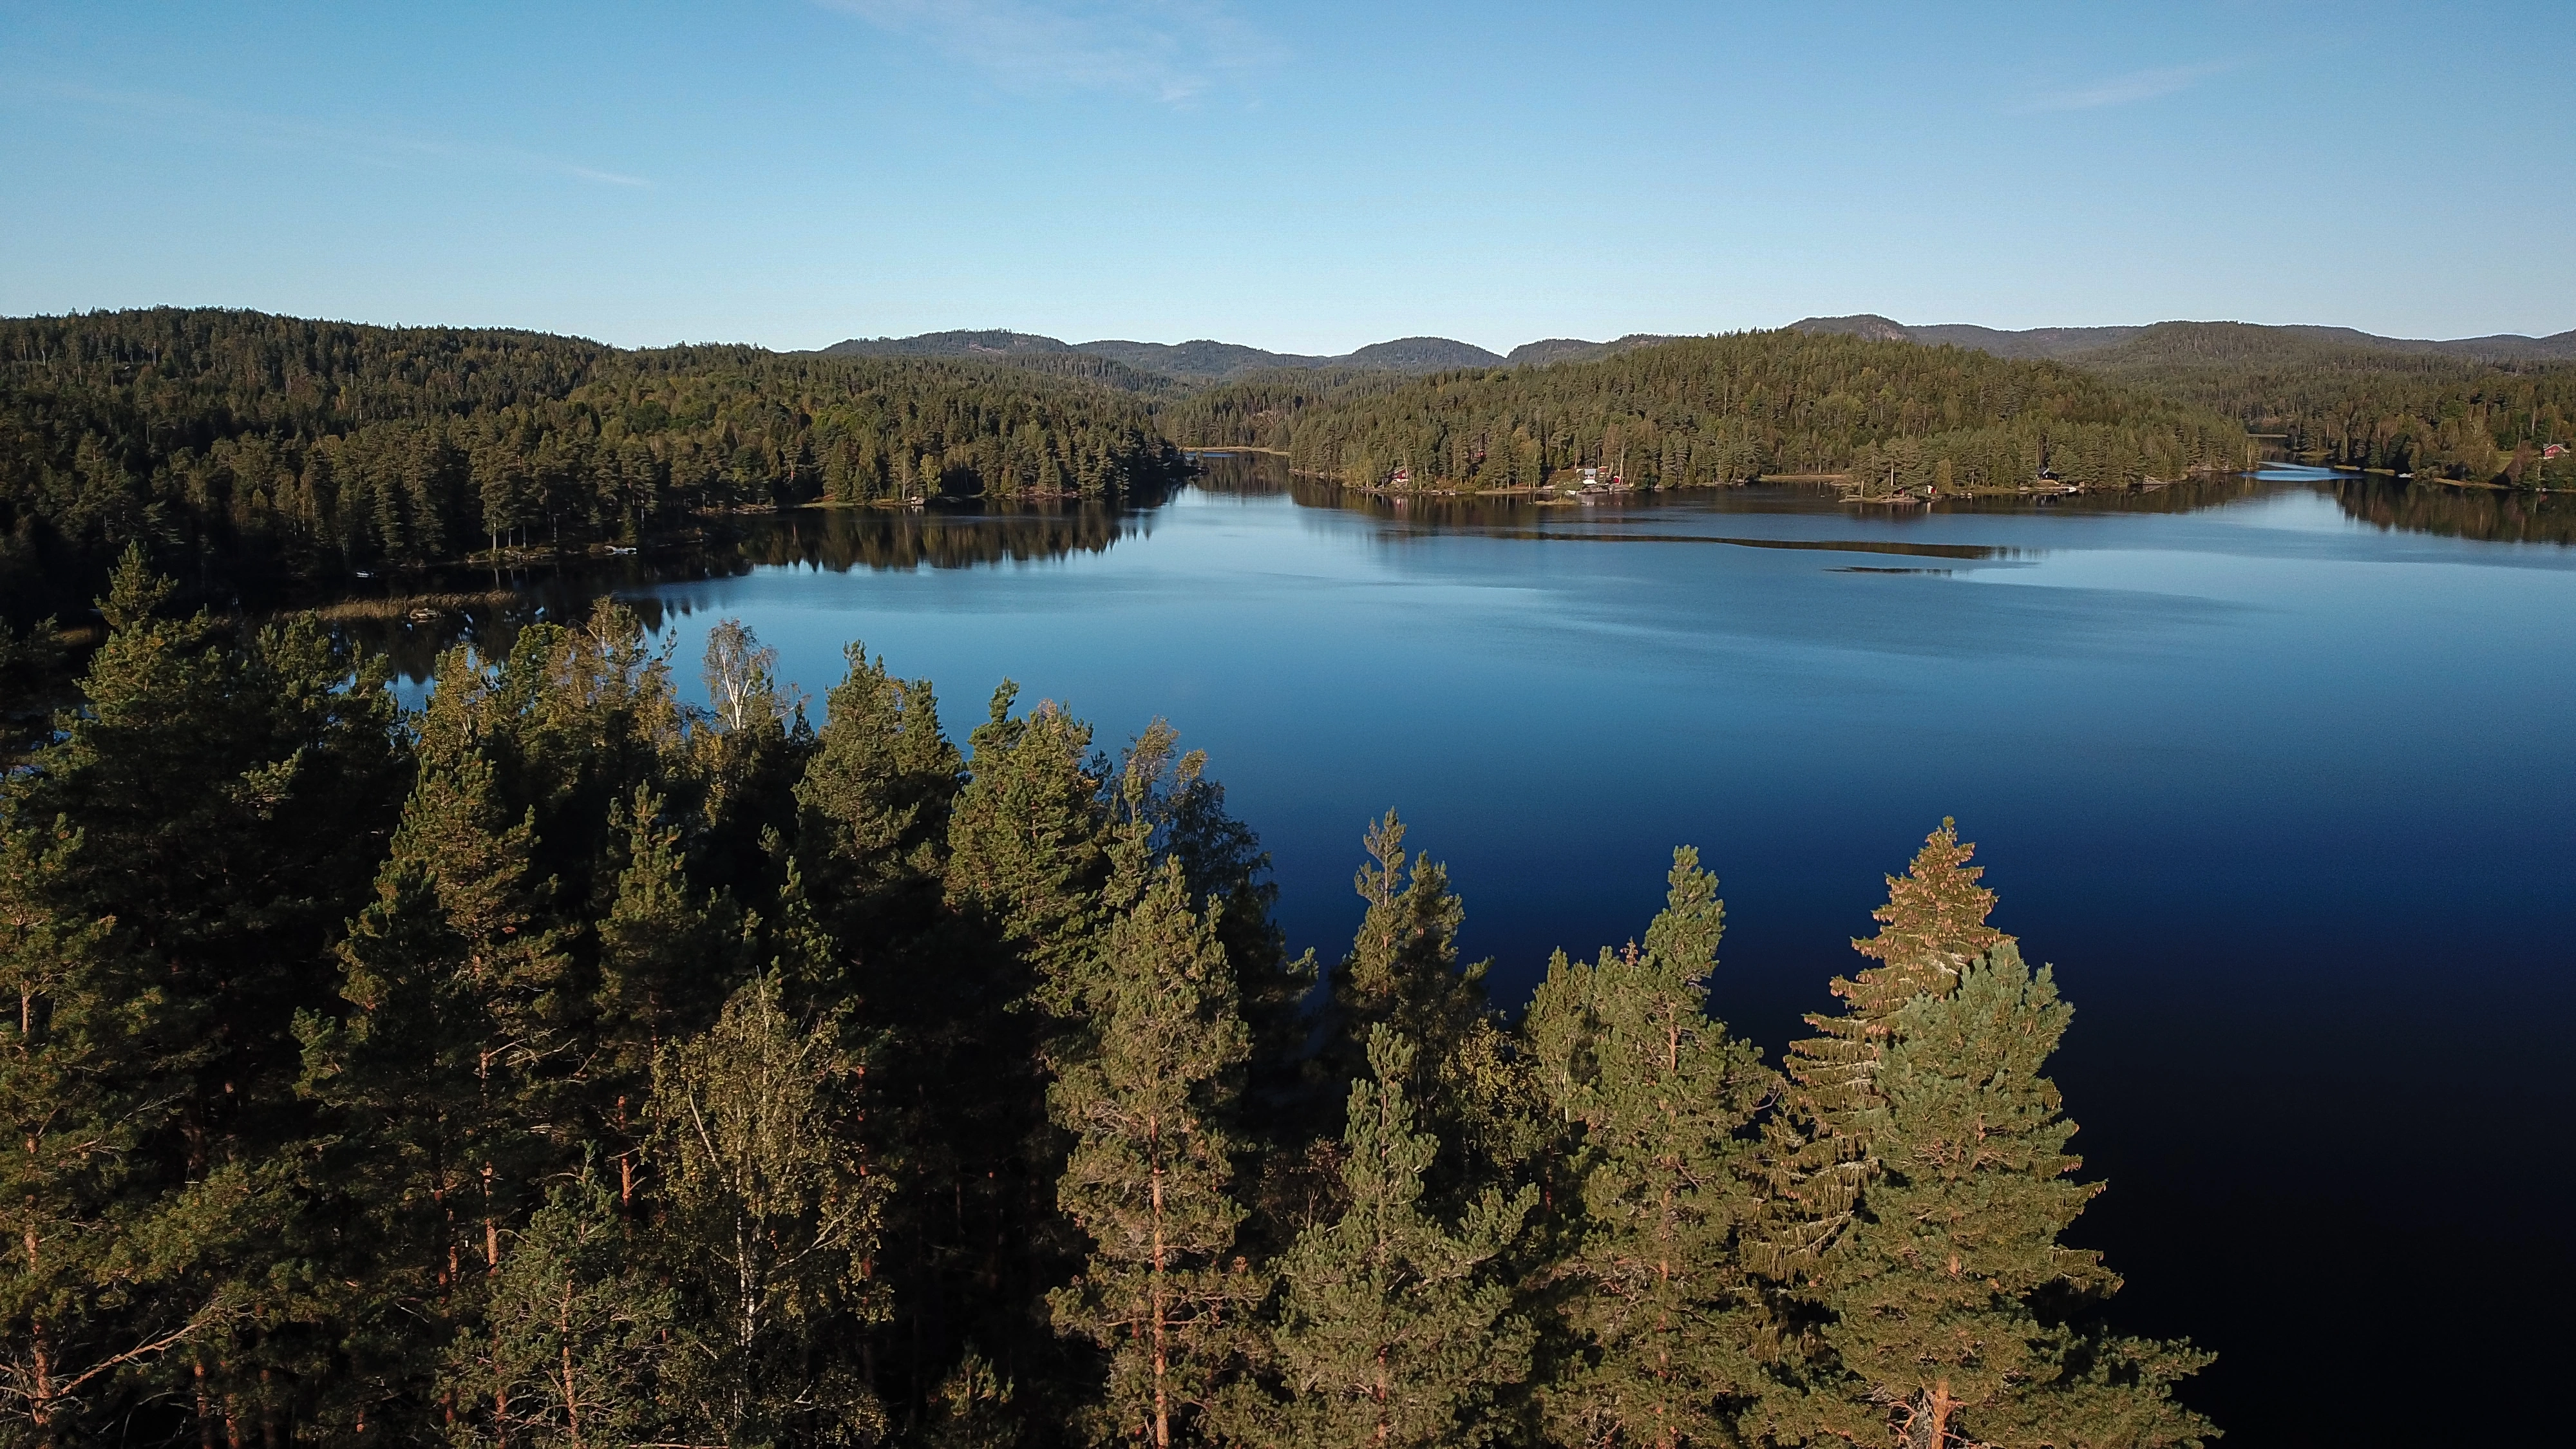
top-left (2, 550), bottom-right (2210, 1446)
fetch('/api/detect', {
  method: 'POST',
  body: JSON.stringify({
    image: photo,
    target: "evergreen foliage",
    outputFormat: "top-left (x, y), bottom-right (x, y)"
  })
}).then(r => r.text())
top-left (440, 1162), bottom-right (673, 1447)
top-left (1047, 857), bottom-right (1252, 1449)
top-left (1780, 948), bottom-right (2212, 1449)
top-left (1247, 1027), bottom-right (1533, 1449)
top-left (0, 552), bottom-right (2206, 1444)
top-left (1323, 811), bottom-right (1519, 1192)
top-left (1524, 850), bottom-right (1776, 1449)
top-left (1762, 821), bottom-right (2009, 1275)
top-left (1165, 332), bottom-right (2251, 494)
top-left (0, 308), bottom-right (1188, 623)
top-left (2069, 323), bottom-right (2576, 484)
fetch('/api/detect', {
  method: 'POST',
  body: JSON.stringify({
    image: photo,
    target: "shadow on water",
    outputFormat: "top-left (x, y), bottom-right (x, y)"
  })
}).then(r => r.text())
top-left (1206, 448), bottom-right (2576, 544)
top-left (323, 459), bottom-right (2570, 684)
top-left (325, 489), bottom-right (1172, 683)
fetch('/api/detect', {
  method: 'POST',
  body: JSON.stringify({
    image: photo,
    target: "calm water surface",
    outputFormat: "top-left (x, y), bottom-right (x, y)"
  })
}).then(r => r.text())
top-left (391, 464), bottom-right (2576, 1445)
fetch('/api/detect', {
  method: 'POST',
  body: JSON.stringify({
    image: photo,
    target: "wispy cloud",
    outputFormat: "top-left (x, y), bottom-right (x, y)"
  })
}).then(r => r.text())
top-left (819, 0), bottom-right (1280, 102)
top-left (2020, 59), bottom-right (2240, 113)
top-left (19, 79), bottom-right (649, 187)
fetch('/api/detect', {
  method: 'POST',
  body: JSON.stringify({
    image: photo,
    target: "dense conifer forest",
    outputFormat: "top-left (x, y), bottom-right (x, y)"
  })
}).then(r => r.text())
top-left (1162, 333), bottom-right (2255, 495)
top-left (0, 310), bottom-right (1187, 623)
top-left (0, 548), bottom-right (2211, 1447)
top-left (2065, 323), bottom-right (2576, 484)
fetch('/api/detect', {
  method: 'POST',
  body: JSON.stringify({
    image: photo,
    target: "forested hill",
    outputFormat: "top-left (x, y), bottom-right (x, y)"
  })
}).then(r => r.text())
top-left (1164, 329), bottom-right (2255, 493)
top-left (820, 329), bottom-right (1507, 382)
top-left (2065, 323), bottom-right (2576, 481)
top-left (1788, 316), bottom-right (2576, 484)
top-left (1788, 312), bottom-right (2576, 364)
top-left (0, 308), bottom-right (1185, 623)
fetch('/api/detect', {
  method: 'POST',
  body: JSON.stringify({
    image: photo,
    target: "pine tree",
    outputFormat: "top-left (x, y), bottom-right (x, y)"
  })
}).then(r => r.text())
top-left (1323, 813), bottom-right (1510, 1189)
top-left (296, 741), bottom-right (576, 1432)
top-left (5, 547), bottom-right (401, 1440)
top-left (815, 674), bottom-right (1076, 1432)
top-left (1763, 820), bottom-right (2009, 1273)
top-left (650, 972), bottom-right (887, 1448)
top-left (924, 1350), bottom-right (1021, 1449)
top-left (1524, 848), bottom-right (1775, 1449)
top-left (591, 785), bottom-right (743, 1205)
top-left (1253, 1026), bottom-right (1533, 1449)
top-left (0, 822), bottom-right (233, 1441)
top-left (441, 1162), bottom-right (674, 1448)
top-left (943, 684), bottom-right (1108, 1000)
top-left (478, 600), bottom-right (688, 913)
top-left (793, 641), bottom-right (961, 959)
top-left (1330, 812), bottom-right (1485, 1072)
top-left (1108, 721), bottom-right (1310, 1068)
top-left (1114, 725), bottom-right (1321, 1255)
top-left (1048, 857), bottom-right (1251, 1449)
top-left (1796, 946), bottom-right (2211, 1449)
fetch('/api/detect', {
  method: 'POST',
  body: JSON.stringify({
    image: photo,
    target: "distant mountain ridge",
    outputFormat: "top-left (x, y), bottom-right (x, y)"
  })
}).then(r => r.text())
top-left (819, 330), bottom-right (1512, 381)
top-left (1788, 314), bottom-right (2576, 365)
top-left (817, 315), bottom-right (2576, 391)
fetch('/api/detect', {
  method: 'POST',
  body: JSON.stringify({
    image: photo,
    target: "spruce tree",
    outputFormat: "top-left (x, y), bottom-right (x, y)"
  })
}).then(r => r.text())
top-left (1048, 857), bottom-right (1251, 1449)
top-left (1795, 947), bottom-right (2211, 1449)
top-left (1524, 848), bottom-right (1775, 1449)
top-left (1253, 1026), bottom-right (1533, 1449)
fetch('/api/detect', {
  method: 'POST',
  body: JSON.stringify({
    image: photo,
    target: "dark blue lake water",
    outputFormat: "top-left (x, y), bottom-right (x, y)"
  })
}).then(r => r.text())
top-left (391, 461), bottom-right (2576, 1445)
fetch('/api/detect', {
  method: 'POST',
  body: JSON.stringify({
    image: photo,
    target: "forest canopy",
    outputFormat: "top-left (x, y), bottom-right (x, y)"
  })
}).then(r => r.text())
top-left (0, 309), bottom-right (1186, 622)
top-left (0, 550), bottom-right (2212, 1448)
top-left (2064, 322), bottom-right (2576, 486)
top-left (1161, 332), bottom-right (2258, 495)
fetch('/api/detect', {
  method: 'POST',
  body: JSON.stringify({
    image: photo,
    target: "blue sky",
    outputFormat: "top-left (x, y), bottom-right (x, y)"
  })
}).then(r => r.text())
top-left (4, 1), bottom-right (2569, 352)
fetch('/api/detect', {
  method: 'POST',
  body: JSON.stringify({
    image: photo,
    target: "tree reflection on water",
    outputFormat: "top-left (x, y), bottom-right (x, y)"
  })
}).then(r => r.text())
top-left (330, 459), bottom-right (2569, 684)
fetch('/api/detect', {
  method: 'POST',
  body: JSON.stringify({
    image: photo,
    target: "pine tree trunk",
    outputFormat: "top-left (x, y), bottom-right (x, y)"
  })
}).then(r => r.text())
top-left (28, 1316), bottom-right (52, 1446)
top-left (195, 1358), bottom-right (216, 1449)
top-left (1150, 1108), bottom-right (1170, 1449)
top-left (561, 1277), bottom-right (585, 1449)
